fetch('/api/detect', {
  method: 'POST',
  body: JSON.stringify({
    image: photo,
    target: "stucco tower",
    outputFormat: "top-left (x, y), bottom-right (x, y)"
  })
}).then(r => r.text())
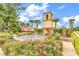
top-left (42, 12), bottom-right (54, 35)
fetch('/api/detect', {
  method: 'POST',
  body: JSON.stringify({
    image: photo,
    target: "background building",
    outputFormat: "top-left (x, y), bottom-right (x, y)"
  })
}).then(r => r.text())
top-left (21, 25), bottom-right (34, 32)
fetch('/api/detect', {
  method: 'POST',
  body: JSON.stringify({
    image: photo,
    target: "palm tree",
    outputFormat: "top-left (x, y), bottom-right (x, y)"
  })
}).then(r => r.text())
top-left (69, 19), bottom-right (75, 46)
top-left (29, 20), bottom-right (34, 26)
top-left (53, 18), bottom-right (60, 32)
top-left (34, 20), bottom-right (41, 29)
top-left (69, 19), bottom-right (75, 31)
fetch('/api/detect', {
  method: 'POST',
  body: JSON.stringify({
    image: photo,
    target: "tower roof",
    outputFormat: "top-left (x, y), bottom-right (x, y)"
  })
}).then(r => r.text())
top-left (44, 12), bottom-right (53, 15)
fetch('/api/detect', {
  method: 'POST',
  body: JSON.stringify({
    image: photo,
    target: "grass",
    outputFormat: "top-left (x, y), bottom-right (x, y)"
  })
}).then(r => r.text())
top-left (0, 32), bottom-right (63, 56)
top-left (71, 31), bottom-right (79, 55)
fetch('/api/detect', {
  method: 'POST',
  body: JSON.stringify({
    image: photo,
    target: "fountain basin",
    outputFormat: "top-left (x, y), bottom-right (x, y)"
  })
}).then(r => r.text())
top-left (13, 34), bottom-right (48, 41)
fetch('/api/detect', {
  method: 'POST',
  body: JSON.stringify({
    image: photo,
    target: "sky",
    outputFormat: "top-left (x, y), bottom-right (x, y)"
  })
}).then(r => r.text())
top-left (17, 3), bottom-right (79, 28)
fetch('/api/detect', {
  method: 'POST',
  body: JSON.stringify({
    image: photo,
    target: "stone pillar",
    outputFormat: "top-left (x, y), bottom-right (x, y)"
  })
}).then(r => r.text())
top-left (61, 26), bottom-right (67, 37)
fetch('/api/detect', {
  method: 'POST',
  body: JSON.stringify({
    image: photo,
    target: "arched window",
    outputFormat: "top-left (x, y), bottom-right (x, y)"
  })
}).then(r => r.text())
top-left (46, 14), bottom-right (49, 20)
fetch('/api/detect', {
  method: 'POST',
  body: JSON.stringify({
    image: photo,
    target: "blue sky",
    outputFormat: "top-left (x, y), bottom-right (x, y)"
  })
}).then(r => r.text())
top-left (17, 3), bottom-right (79, 28)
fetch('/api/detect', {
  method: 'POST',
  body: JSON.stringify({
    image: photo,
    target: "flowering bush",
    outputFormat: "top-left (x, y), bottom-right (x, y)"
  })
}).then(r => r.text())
top-left (1, 34), bottom-right (63, 56)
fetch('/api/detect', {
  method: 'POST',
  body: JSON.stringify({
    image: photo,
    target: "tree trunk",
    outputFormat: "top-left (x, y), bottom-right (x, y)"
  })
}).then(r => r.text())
top-left (71, 23), bottom-right (73, 29)
top-left (70, 23), bottom-right (74, 32)
top-left (37, 24), bottom-right (38, 29)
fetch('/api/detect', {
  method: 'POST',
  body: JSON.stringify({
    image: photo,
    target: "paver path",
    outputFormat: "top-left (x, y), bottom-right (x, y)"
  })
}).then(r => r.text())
top-left (0, 47), bottom-right (4, 56)
top-left (62, 36), bottom-right (78, 56)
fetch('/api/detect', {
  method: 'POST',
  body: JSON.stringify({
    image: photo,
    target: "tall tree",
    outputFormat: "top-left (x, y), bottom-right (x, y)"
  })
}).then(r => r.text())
top-left (69, 19), bottom-right (75, 31)
top-left (53, 18), bottom-right (60, 32)
top-left (0, 4), bottom-right (21, 33)
top-left (29, 20), bottom-right (34, 26)
top-left (34, 20), bottom-right (41, 29)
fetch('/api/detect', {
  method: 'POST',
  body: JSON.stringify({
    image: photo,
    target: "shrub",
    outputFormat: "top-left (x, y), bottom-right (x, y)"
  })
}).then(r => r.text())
top-left (0, 32), bottom-right (11, 37)
top-left (54, 34), bottom-right (63, 52)
top-left (13, 42), bottom-right (23, 56)
top-left (0, 38), bottom-right (6, 44)
top-left (3, 39), bottom-right (14, 55)
top-left (0, 32), bottom-right (12, 45)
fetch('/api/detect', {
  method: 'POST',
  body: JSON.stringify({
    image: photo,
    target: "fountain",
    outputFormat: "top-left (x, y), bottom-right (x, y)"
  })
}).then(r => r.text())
top-left (12, 31), bottom-right (48, 41)
top-left (13, 34), bottom-right (47, 41)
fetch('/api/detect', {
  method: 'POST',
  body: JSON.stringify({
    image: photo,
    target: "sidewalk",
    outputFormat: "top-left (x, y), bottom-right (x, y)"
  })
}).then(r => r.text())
top-left (0, 47), bottom-right (4, 56)
top-left (63, 41), bottom-right (77, 56)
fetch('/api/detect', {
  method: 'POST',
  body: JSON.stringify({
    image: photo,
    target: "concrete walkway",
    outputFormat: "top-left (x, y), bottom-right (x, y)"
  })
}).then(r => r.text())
top-left (0, 47), bottom-right (4, 56)
top-left (63, 41), bottom-right (77, 56)
top-left (62, 36), bottom-right (78, 56)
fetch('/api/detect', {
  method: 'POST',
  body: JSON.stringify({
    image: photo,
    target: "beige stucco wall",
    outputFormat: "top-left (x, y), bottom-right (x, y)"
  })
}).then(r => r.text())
top-left (43, 20), bottom-right (53, 28)
top-left (42, 28), bottom-right (54, 34)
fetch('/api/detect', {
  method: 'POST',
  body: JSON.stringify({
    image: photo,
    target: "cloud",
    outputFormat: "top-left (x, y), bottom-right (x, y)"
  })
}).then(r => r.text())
top-left (74, 15), bottom-right (79, 22)
top-left (62, 15), bottom-right (79, 27)
top-left (18, 3), bottom-right (49, 22)
top-left (35, 16), bottom-right (42, 20)
top-left (17, 15), bottom-right (29, 22)
top-left (22, 3), bottom-right (49, 16)
top-left (58, 5), bottom-right (65, 10)
top-left (57, 22), bottom-right (62, 28)
top-left (62, 15), bottom-right (79, 23)
top-left (62, 16), bottom-right (74, 22)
